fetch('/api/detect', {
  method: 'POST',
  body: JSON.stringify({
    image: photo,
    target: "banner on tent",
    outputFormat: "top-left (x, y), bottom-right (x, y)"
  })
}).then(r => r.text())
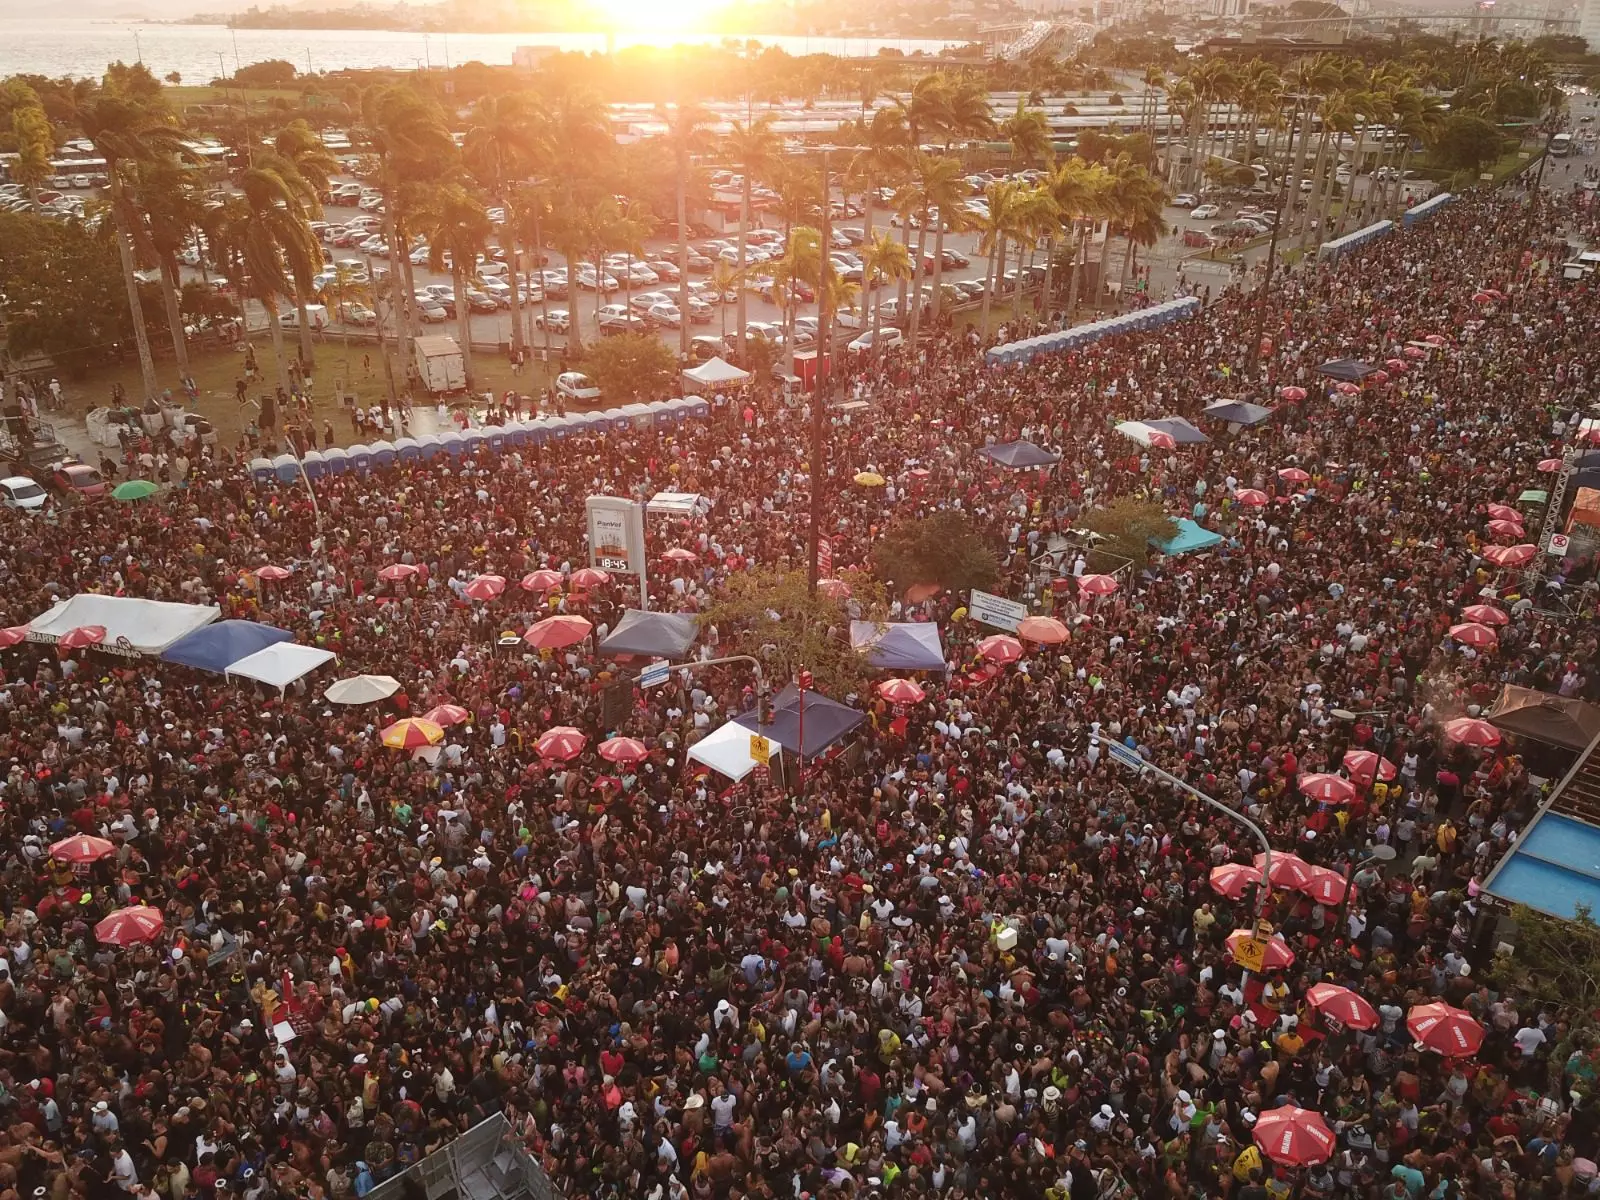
top-left (969, 589), bottom-right (1027, 632)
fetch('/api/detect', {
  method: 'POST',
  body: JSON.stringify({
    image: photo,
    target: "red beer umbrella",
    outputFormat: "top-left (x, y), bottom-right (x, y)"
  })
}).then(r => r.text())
top-left (1078, 573), bottom-right (1119, 596)
top-left (1385, 358), bottom-right (1406, 372)
top-left (817, 578), bottom-right (852, 600)
top-left (255, 565), bottom-right (293, 581)
top-left (521, 569), bottom-right (565, 593)
top-left (569, 567), bottom-right (612, 590)
top-left (1298, 772), bottom-right (1357, 805)
top-left (1483, 543), bottom-right (1537, 567)
top-left (1278, 386), bottom-right (1307, 401)
top-left (95, 905), bottom-right (165, 946)
top-left (878, 678), bottom-right (927, 704)
top-left (0, 626), bottom-right (29, 648)
top-left (1254, 850), bottom-right (1316, 890)
top-left (1277, 467), bottom-right (1311, 483)
top-left (1017, 616), bottom-right (1069, 644)
top-left (1343, 749), bottom-right (1397, 784)
top-left (1486, 519), bottom-right (1524, 539)
top-left (1449, 622), bottom-right (1498, 650)
top-left (51, 834), bottom-right (116, 863)
top-left (1404, 345), bottom-right (1426, 358)
top-left (1537, 458), bottom-right (1563, 473)
top-left (1370, 369), bottom-right (1389, 385)
top-left (1209, 862), bottom-right (1262, 899)
top-left (1147, 429), bottom-right (1177, 449)
top-left (661, 547), bottom-right (699, 564)
top-left (1253, 1105), bottom-right (1336, 1166)
top-left (463, 574), bottom-right (507, 601)
top-left (535, 726), bottom-right (588, 762)
top-left (977, 635), bottom-right (1024, 664)
top-left (378, 563), bottom-right (419, 582)
top-left (1408, 1002), bottom-right (1485, 1057)
top-left (1443, 717), bottom-right (1501, 748)
top-left (598, 736), bottom-right (649, 765)
top-left (1487, 503), bottom-right (1521, 522)
top-left (1335, 381), bottom-right (1360, 395)
top-left (1424, 333), bottom-right (1448, 344)
top-left (1234, 488), bottom-right (1270, 507)
top-left (1303, 866), bottom-right (1349, 905)
top-left (524, 615), bottom-right (593, 649)
top-left (422, 704), bottom-right (471, 726)
top-left (1226, 929), bottom-right (1296, 970)
top-left (58, 625), bottom-right (106, 651)
top-left (1461, 603), bottom-right (1509, 626)
top-left (1307, 982), bottom-right (1379, 1030)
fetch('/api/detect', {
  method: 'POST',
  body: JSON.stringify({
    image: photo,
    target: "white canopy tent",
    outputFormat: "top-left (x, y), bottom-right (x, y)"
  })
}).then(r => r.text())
top-left (225, 643), bottom-right (337, 693)
top-left (28, 595), bottom-right (219, 656)
top-left (688, 719), bottom-right (782, 782)
top-left (682, 356), bottom-right (750, 389)
top-left (647, 491), bottom-right (713, 517)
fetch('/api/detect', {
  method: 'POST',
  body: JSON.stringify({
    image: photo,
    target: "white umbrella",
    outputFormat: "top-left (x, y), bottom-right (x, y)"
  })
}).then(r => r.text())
top-left (323, 674), bottom-right (401, 705)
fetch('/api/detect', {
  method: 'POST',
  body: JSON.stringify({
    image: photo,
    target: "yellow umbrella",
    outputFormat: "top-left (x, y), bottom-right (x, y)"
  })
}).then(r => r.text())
top-left (854, 471), bottom-right (886, 487)
top-left (379, 718), bottom-right (444, 750)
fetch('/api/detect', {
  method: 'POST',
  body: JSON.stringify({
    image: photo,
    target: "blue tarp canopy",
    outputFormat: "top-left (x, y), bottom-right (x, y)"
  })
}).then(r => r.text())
top-left (160, 619), bottom-right (295, 673)
top-left (1153, 518), bottom-right (1224, 555)
top-left (733, 682), bottom-right (866, 759)
top-left (849, 621), bottom-right (946, 670)
top-left (597, 609), bottom-right (699, 660)
top-left (1144, 417), bottom-right (1209, 445)
top-left (1202, 399), bottom-right (1275, 426)
top-left (978, 440), bottom-right (1060, 469)
top-left (1315, 358), bottom-right (1378, 382)
top-left (1483, 808), bottom-right (1600, 921)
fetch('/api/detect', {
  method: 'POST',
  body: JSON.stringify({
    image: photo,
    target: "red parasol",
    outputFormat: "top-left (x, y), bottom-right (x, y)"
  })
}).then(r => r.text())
top-left (1234, 488), bottom-right (1270, 507)
top-left (1385, 358), bottom-right (1406, 372)
top-left (1335, 381), bottom-right (1360, 395)
top-left (1078, 573), bottom-right (1119, 596)
top-left (1298, 772), bottom-right (1357, 805)
top-left (1147, 429), bottom-right (1177, 449)
top-left (57, 625), bottom-right (106, 651)
top-left (661, 547), bottom-right (699, 564)
top-left (0, 626), bottom-right (29, 648)
top-left (1486, 519), bottom-right (1524, 539)
top-left (50, 834), bottom-right (116, 863)
top-left (817, 578), bottom-right (852, 600)
top-left (976, 634), bottom-right (1024, 664)
top-left (1537, 458), bottom-right (1563, 473)
top-left (255, 565), bottom-right (293, 581)
top-left (1302, 866), bottom-right (1349, 905)
top-left (1370, 369), bottom-right (1389, 385)
top-left (1408, 1001), bottom-right (1485, 1057)
top-left (1472, 290), bottom-right (1496, 304)
top-left (1487, 503), bottom-right (1521, 522)
top-left (521, 569), bottom-right (565, 593)
top-left (378, 563), bottom-right (419, 582)
top-left (1209, 862), bottom-right (1262, 899)
top-left (1277, 467), bottom-right (1311, 483)
top-left (1404, 345), bottom-right (1425, 358)
top-left (1449, 621), bottom-right (1498, 650)
top-left (422, 704), bottom-right (471, 726)
top-left (569, 567), bottom-right (612, 590)
top-left (535, 726), bottom-right (588, 762)
top-left (1483, 543), bottom-right (1537, 567)
top-left (1461, 603), bottom-right (1509, 626)
top-left (1226, 929), bottom-right (1295, 970)
top-left (1017, 616), bottom-right (1069, 644)
top-left (379, 718), bottom-right (444, 750)
top-left (463, 574), bottom-right (507, 601)
top-left (1253, 1105), bottom-right (1336, 1166)
top-left (1278, 385), bottom-right (1307, 401)
top-left (524, 615), bottom-right (593, 649)
top-left (904, 582), bottom-right (942, 604)
top-left (598, 736), bottom-right (649, 765)
top-left (95, 905), bottom-right (164, 946)
top-left (878, 678), bottom-right (927, 704)
top-left (1442, 717), bottom-right (1501, 748)
top-left (1343, 749), bottom-right (1397, 783)
top-left (1253, 850), bottom-right (1316, 890)
top-left (1307, 982), bottom-right (1379, 1030)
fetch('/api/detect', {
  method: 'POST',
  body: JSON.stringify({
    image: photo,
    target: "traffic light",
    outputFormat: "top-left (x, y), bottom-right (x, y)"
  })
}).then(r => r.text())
top-left (602, 679), bottom-right (632, 730)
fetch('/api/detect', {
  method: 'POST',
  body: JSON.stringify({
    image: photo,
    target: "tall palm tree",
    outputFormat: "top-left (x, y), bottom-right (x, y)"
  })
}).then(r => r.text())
top-left (418, 182), bottom-right (494, 390)
top-left (1041, 158), bottom-right (1098, 315)
top-left (658, 101), bottom-right (714, 358)
top-left (894, 74), bottom-right (950, 153)
top-left (722, 115), bottom-right (780, 358)
top-left (131, 157), bottom-right (205, 379)
top-left (898, 153), bottom-right (967, 340)
top-left (999, 98), bottom-right (1052, 168)
top-left (464, 92), bottom-right (545, 365)
top-left (76, 90), bottom-right (191, 401)
top-left (323, 260), bottom-right (374, 376)
top-left (1109, 163), bottom-right (1167, 303)
top-left (272, 120), bottom-right (339, 368)
top-left (772, 224), bottom-right (823, 372)
top-left (940, 77), bottom-right (996, 151)
top-left (845, 107), bottom-right (907, 256)
top-left (510, 179), bottom-right (556, 360)
top-left (1308, 88), bottom-right (1357, 251)
top-left (236, 156), bottom-right (323, 395)
top-left (977, 178), bottom-right (1029, 335)
top-left (859, 231), bottom-right (911, 357)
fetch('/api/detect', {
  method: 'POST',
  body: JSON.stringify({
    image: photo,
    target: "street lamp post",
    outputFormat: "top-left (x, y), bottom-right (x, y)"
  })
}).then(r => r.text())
top-left (1245, 101), bottom-right (1303, 377)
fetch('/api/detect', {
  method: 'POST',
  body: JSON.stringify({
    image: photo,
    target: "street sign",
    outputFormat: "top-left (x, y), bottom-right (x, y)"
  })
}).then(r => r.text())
top-left (639, 662), bottom-right (672, 689)
top-left (1233, 937), bottom-right (1268, 973)
top-left (1100, 737), bottom-right (1145, 772)
top-left (969, 588), bottom-right (1029, 632)
top-left (1549, 533), bottom-right (1571, 557)
top-left (749, 734), bottom-right (771, 765)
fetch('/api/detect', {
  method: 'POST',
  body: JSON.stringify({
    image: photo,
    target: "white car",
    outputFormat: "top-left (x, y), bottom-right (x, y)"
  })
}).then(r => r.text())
top-left (480, 277), bottom-right (513, 305)
top-left (1190, 204), bottom-right (1222, 220)
top-left (848, 328), bottom-right (905, 353)
top-left (646, 301), bottom-right (684, 328)
top-left (339, 302), bottom-right (378, 326)
top-left (0, 475), bottom-right (47, 510)
top-left (1172, 193), bottom-right (1199, 208)
top-left (555, 371), bottom-right (601, 402)
top-left (576, 265), bottom-right (619, 292)
top-left (411, 294), bottom-right (448, 323)
top-left (607, 260), bottom-right (659, 286)
top-left (535, 309), bottom-right (570, 334)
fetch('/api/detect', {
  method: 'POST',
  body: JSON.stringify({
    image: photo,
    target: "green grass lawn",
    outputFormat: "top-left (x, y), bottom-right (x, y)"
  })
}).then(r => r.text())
top-left (166, 85), bottom-right (308, 107)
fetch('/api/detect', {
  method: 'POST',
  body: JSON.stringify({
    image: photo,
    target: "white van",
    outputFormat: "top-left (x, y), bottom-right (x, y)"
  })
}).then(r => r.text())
top-left (1562, 250), bottom-right (1600, 280)
top-left (279, 304), bottom-right (330, 330)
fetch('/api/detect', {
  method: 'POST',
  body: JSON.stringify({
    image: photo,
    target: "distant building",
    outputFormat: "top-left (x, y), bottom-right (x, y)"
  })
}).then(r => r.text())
top-left (1210, 0), bottom-right (1249, 16)
top-left (1582, 0), bottom-right (1600, 50)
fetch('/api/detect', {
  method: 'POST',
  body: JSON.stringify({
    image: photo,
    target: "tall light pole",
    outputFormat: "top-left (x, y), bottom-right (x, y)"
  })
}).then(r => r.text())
top-left (807, 146), bottom-right (835, 597)
top-left (1245, 100), bottom-right (1303, 377)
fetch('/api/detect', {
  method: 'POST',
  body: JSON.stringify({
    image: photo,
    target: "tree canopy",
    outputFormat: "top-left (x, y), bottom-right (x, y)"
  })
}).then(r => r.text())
top-left (872, 510), bottom-right (999, 597)
top-left (581, 333), bottom-right (678, 403)
top-left (0, 211), bottom-right (134, 376)
top-left (1080, 497), bottom-right (1177, 568)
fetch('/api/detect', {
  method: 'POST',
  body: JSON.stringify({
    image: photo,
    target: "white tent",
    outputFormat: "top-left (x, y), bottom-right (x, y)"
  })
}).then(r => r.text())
top-left (28, 595), bottom-right (219, 657)
top-left (682, 356), bottom-right (750, 388)
top-left (225, 643), bottom-right (337, 692)
top-left (324, 674), bottom-right (401, 705)
top-left (647, 491), bottom-right (712, 516)
top-left (688, 719), bottom-right (782, 782)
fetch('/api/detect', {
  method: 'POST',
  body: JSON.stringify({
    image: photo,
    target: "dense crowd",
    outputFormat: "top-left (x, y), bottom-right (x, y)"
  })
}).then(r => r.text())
top-left (1, 182), bottom-right (1599, 1200)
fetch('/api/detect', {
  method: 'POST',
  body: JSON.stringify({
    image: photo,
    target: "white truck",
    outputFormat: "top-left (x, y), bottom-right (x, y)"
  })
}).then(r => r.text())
top-left (411, 335), bottom-right (466, 396)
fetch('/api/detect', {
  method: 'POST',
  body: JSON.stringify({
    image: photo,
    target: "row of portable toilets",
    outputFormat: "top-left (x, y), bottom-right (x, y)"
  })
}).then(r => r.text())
top-left (249, 397), bottom-right (711, 484)
top-left (983, 296), bottom-right (1203, 368)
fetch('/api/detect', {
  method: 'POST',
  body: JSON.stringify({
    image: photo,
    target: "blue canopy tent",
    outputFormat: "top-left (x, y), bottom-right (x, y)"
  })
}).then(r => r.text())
top-left (979, 440), bottom-right (1061, 469)
top-left (734, 682), bottom-right (866, 759)
top-left (1153, 518), bottom-right (1224, 555)
top-left (161, 620), bottom-right (294, 673)
top-left (323, 446), bottom-right (351, 474)
top-left (369, 440), bottom-right (396, 466)
top-left (249, 457), bottom-right (275, 484)
top-left (299, 449), bottom-right (328, 480)
top-left (597, 609), bottom-right (699, 660)
top-left (1315, 358), bottom-right (1378, 382)
top-left (392, 437), bottom-right (421, 461)
top-left (1202, 400), bottom-right (1275, 426)
top-left (849, 621), bottom-right (946, 670)
top-left (1144, 417), bottom-right (1209, 445)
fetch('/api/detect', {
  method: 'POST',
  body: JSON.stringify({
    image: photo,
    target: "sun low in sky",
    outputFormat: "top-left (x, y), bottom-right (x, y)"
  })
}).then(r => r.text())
top-left (590, 0), bottom-right (729, 32)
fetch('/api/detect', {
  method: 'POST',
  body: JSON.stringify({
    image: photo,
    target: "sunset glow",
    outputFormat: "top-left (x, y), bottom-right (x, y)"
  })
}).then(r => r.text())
top-left (591, 0), bottom-right (727, 33)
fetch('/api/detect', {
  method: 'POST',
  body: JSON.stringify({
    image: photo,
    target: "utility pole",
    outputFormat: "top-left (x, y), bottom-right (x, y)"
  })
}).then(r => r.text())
top-left (808, 147), bottom-right (832, 597)
top-left (1245, 101), bottom-right (1300, 377)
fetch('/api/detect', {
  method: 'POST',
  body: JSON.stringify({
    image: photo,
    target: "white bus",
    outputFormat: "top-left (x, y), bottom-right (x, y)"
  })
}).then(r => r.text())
top-left (1552, 132), bottom-right (1575, 158)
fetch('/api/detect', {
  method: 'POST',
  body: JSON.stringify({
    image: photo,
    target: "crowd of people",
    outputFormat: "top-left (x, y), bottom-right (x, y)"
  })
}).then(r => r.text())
top-left (1, 181), bottom-right (1599, 1200)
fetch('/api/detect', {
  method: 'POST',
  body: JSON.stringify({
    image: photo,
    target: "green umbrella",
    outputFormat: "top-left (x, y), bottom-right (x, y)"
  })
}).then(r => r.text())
top-left (111, 480), bottom-right (158, 502)
top-left (1519, 489), bottom-right (1549, 504)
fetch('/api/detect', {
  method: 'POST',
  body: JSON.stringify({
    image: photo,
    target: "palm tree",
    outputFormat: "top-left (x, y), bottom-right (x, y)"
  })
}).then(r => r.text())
top-left (1109, 163), bottom-right (1167, 304)
top-left (323, 260), bottom-right (375, 376)
top-left (1307, 87), bottom-right (1357, 251)
top-left (708, 259), bottom-right (743, 340)
top-left (463, 92), bottom-right (545, 366)
top-left (76, 89), bottom-right (191, 401)
top-left (722, 115), bottom-right (780, 359)
top-left (1140, 66), bottom-right (1166, 138)
top-left (510, 179), bottom-right (556, 360)
top-left (859, 231), bottom-right (911, 356)
top-left (894, 74), bottom-right (950, 152)
top-left (1041, 157), bottom-right (1097, 315)
top-left (940, 77), bottom-right (996, 151)
top-left (977, 179), bottom-right (1029, 335)
top-left (999, 98), bottom-right (1052, 168)
top-left (898, 153), bottom-right (967, 341)
top-left (272, 121), bottom-right (339, 368)
top-left (131, 157), bottom-right (205, 379)
top-left (10, 90), bottom-right (54, 210)
top-left (658, 101), bottom-right (715, 359)
top-left (418, 182), bottom-right (493, 390)
top-left (845, 107), bottom-right (907, 256)
top-left (236, 156), bottom-right (323, 395)
top-left (772, 225), bottom-right (823, 371)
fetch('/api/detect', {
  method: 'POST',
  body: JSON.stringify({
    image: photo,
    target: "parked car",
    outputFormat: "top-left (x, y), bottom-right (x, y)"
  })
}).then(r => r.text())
top-left (1172, 193), bottom-right (1199, 208)
top-left (940, 248), bottom-right (970, 268)
top-left (534, 309), bottom-right (571, 334)
top-left (576, 265), bottom-right (619, 292)
top-left (646, 259), bottom-right (681, 281)
top-left (555, 371), bottom-right (601, 402)
top-left (688, 335), bottom-right (725, 364)
top-left (1190, 204), bottom-right (1222, 220)
top-left (51, 461), bottom-right (107, 501)
top-left (629, 290), bottom-right (674, 316)
top-left (849, 328), bottom-right (905, 353)
top-left (411, 294), bottom-right (449, 323)
top-left (597, 303), bottom-right (646, 333)
top-left (338, 302), bottom-right (378, 325)
top-left (464, 288), bottom-right (499, 314)
top-left (646, 301), bottom-right (684, 328)
top-left (0, 475), bottom-right (47, 511)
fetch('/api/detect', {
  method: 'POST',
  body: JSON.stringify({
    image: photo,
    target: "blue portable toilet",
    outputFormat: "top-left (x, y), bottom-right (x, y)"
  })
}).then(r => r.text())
top-left (323, 447), bottom-right (350, 475)
top-left (300, 449), bottom-right (328, 480)
top-left (249, 457), bottom-right (275, 484)
top-left (393, 436), bottom-right (420, 462)
top-left (369, 440), bottom-right (396, 467)
top-left (272, 454), bottom-right (299, 483)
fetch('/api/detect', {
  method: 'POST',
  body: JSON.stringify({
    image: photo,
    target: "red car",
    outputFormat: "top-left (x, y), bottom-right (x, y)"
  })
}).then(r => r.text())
top-left (51, 461), bottom-right (107, 501)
